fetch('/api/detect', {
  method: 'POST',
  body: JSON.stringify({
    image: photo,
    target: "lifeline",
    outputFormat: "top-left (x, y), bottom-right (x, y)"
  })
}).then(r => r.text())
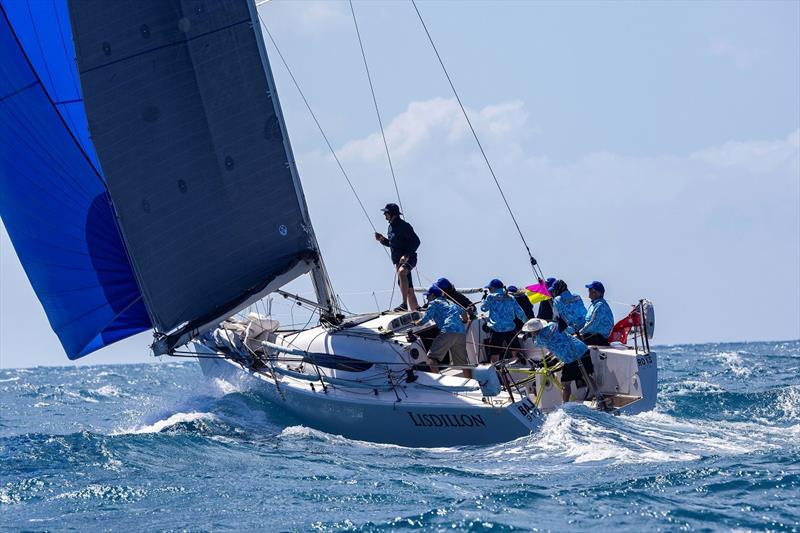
top-left (407, 412), bottom-right (486, 428)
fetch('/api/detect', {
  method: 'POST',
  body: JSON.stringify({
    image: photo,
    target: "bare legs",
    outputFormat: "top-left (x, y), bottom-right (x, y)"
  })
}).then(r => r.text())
top-left (397, 265), bottom-right (419, 311)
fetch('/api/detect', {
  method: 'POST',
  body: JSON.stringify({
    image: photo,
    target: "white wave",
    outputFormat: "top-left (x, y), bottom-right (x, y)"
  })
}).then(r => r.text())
top-left (625, 409), bottom-right (799, 456)
top-left (0, 376), bottom-right (20, 383)
top-left (715, 350), bottom-right (752, 377)
top-left (92, 385), bottom-right (122, 398)
top-left (64, 390), bottom-right (99, 404)
top-left (115, 411), bottom-right (216, 435)
top-left (667, 380), bottom-right (725, 395)
top-left (776, 387), bottom-right (800, 421)
top-left (54, 484), bottom-right (146, 502)
top-left (485, 400), bottom-right (800, 471)
top-left (276, 425), bottom-right (451, 452)
top-left (540, 409), bottom-right (698, 464)
top-left (210, 377), bottom-right (245, 395)
top-left (279, 425), bottom-right (323, 439)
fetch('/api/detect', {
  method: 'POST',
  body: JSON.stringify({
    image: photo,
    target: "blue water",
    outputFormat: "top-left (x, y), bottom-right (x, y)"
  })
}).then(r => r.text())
top-left (1, 341), bottom-right (798, 531)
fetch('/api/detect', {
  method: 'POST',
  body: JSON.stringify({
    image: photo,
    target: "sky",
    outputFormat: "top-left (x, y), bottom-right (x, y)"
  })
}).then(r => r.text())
top-left (1, 0), bottom-right (798, 368)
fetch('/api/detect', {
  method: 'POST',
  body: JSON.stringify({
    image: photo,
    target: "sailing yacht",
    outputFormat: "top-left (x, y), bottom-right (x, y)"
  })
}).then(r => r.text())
top-left (0, 0), bottom-right (657, 446)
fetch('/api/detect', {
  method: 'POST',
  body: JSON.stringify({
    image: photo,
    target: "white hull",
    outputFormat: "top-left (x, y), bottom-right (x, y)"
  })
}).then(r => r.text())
top-left (197, 352), bottom-right (539, 446)
top-left (194, 312), bottom-right (657, 447)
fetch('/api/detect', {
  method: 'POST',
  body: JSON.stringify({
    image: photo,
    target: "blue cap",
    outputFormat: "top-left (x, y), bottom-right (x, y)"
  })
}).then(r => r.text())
top-left (435, 277), bottom-right (453, 290)
top-left (545, 277), bottom-right (556, 288)
top-left (507, 285), bottom-right (518, 293)
top-left (424, 285), bottom-right (443, 297)
top-left (585, 281), bottom-right (605, 293)
top-left (485, 278), bottom-right (504, 289)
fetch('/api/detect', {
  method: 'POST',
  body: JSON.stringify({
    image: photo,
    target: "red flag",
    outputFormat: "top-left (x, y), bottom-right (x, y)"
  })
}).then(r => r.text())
top-left (608, 306), bottom-right (642, 344)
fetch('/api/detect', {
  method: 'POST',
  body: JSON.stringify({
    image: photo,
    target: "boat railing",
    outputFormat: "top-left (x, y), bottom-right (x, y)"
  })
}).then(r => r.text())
top-left (631, 299), bottom-right (650, 355)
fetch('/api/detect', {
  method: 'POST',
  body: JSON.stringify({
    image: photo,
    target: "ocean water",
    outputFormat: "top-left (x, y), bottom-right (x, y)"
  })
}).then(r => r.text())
top-left (1, 341), bottom-right (798, 532)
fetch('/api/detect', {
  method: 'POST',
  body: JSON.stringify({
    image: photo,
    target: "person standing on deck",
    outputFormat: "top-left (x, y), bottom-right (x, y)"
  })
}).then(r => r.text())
top-left (415, 285), bottom-right (470, 377)
top-left (435, 277), bottom-right (475, 318)
top-left (536, 277), bottom-right (557, 320)
top-left (551, 280), bottom-right (587, 334)
top-left (480, 279), bottom-right (527, 363)
top-left (578, 281), bottom-right (614, 346)
top-left (374, 203), bottom-right (420, 311)
top-left (507, 285), bottom-right (535, 320)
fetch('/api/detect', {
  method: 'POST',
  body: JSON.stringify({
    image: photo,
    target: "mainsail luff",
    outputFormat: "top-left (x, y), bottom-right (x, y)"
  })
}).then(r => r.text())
top-left (66, 0), bottom-right (327, 352)
top-left (246, 0), bottom-right (338, 319)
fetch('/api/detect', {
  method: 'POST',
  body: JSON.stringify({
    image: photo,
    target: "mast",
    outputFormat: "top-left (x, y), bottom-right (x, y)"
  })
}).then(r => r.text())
top-left (247, 0), bottom-right (339, 320)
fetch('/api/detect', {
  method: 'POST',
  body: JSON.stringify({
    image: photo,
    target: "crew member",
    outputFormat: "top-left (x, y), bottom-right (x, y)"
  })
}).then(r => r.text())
top-left (480, 279), bottom-right (527, 363)
top-left (523, 318), bottom-right (592, 402)
top-left (551, 280), bottom-right (587, 334)
top-left (578, 281), bottom-right (614, 346)
top-left (415, 285), bottom-right (470, 377)
top-left (435, 277), bottom-right (475, 318)
top-left (374, 203), bottom-right (420, 311)
top-left (536, 277), bottom-right (557, 320)
top-left (507, 285), bottom-right (535, 320)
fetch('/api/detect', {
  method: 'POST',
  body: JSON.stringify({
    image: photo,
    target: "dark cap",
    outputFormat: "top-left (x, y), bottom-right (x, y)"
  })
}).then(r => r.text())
top-left (381, 203), bottom-right (401, 216)
top-left (585, 281), bottom-right (605, 294)
top-left (485, 278), bottom-right (504, 290)
top-left (424, 285), bottom-right (443, 298)
top-left (435, 277), bottom-right (453, 290)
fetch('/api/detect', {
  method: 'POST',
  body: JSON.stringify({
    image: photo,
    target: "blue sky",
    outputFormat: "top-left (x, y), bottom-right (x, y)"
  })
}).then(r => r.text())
top-left (1, 0), bottom-right (798, 368)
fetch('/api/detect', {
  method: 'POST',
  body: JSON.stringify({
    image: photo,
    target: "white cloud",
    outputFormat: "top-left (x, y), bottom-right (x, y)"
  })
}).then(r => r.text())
top-left (337, 98), bottom-right (529, 162)
top-left (297, 97), bottom-right (800, 345)
top-left (691, 130), bottom-right (799, 173)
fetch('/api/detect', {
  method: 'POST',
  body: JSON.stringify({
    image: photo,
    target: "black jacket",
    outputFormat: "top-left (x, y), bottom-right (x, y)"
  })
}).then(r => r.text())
top-left (443, 287), bottom-right (475, 318)
top-left (513, 294), bottom-right (535, 320)
top-left (383, 218), bottom-right (420, 264)
top-left (536, 299), bottom-right (554, 321)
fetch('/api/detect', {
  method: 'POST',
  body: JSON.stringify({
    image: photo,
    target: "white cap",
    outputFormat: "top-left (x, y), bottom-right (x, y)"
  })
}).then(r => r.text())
top-left (522, 318), bottom-right (549, 333)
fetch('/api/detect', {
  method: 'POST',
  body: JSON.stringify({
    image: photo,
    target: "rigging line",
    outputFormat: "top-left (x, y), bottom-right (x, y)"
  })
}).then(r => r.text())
top-left (53, 98), bottom-right (83, 106)
top-left (0, 4), bottom-right (106, 188)
top-left (409, 0), bottom-right (540, 275)
top-left (255, 13), bottom-right (384, 243)
top-left (348, 0), bottom-right (403, 213)
top-left (0, 81), bottom-right (37, 102)
top-left (51, 0), bottom-right (80, 98)
top-left (25, 0), bottom-right (79, 139)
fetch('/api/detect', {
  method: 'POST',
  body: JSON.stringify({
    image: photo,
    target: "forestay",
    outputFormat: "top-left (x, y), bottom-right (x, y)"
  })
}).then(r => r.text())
top-left (68, 0), bottom-right (318, 350)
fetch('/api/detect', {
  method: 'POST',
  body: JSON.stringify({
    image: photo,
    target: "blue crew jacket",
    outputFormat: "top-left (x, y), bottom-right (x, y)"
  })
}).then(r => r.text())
top-left (534, 323), bottom-right (589, 364)
top-left (580, 297), bottom-right (614, 338)
top-left (553, 290), bottom-right (587, 334)
top-left (480, 291), bottom-right (527, 333)
top-left (420, 297), bottom-right (465, 334)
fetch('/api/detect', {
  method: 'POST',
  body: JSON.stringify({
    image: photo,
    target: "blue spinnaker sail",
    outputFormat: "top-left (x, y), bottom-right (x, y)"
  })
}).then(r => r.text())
top-left (0, 2), bottom-right (151, 359)
top-left (2, 0), bottom-right (99, 171)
